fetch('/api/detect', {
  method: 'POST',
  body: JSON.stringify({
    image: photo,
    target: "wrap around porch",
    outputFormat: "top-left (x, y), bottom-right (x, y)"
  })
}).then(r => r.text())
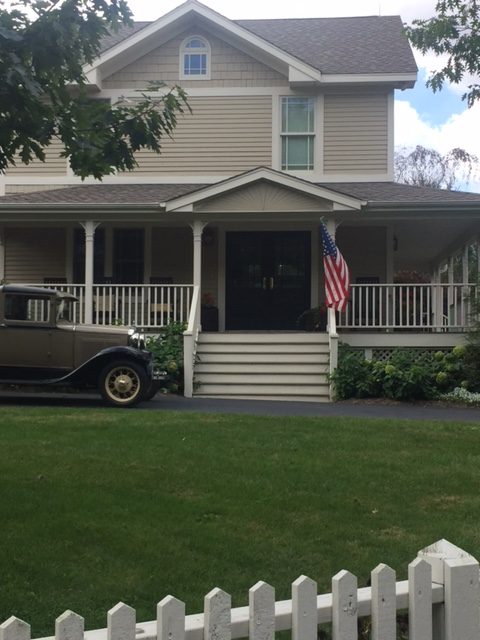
top-left (1, 173), bottom-right (480, 400)
top-left (23, 281), bottom-right (478, 334)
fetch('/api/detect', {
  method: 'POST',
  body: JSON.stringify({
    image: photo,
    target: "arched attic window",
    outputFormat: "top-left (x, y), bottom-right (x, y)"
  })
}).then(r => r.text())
top-left (180, 36), bottom-right (211, 79)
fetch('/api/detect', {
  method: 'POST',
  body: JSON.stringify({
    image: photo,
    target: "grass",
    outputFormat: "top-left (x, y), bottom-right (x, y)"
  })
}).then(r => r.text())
top-left (1, 407), bottom-right (480, 636)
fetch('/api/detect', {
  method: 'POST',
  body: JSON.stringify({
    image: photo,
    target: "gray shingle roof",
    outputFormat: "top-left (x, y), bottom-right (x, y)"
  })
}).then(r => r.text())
top-left (0, 184), bottom-right (203, 204)
top-left (98, 15), bottom-right (417, 76)
top-left (236, 16), bottom-right (417, 75)
top-left (317, 182), bottom-right (480, 204)
top-left (1, 182), bottom-right (479, 207)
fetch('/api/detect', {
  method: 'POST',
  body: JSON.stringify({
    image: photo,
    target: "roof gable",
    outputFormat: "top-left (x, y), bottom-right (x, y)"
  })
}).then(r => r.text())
top-left (165, 168), bottom-right (365, 212)
top-left (86, 0), bottom-right (321, 87)
top-left (102, 26), bottom-right (289, 89)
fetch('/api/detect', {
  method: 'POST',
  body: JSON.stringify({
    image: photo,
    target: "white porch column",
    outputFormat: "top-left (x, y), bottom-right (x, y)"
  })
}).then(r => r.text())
top-left (323, 219), bottom-right (339, 400)
top-left (190, 221), bottom-right (207, 289)
top-left (80, 221), bottom-right (100, 324)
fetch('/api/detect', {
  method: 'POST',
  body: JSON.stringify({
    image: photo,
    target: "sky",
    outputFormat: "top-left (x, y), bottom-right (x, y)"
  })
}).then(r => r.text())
top-left (125, 0), bottom-right (480, 191)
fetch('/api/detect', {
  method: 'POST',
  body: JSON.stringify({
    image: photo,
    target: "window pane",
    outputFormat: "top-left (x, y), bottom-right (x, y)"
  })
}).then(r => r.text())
top-left (282, 136), bottom-right (313, 170)
top-left (468, 242), bottom-right (478, 282)
top-left (282, 97), bottom-right (314, 133)
top-left (453, 253), bottom-right (463, 282)
top-left (186, 38), bottom-right (205, 49)
top-left (184, 53), bottom-right (206, 75)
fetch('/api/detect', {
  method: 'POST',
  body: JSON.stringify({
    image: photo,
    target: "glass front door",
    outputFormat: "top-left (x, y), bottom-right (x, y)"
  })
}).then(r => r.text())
top-left (225, 231), bottom-right (311, 330)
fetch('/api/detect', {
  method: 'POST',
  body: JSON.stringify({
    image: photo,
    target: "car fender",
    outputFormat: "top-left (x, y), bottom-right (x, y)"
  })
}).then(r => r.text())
top-left (59, 346), bottom-right (154, 386)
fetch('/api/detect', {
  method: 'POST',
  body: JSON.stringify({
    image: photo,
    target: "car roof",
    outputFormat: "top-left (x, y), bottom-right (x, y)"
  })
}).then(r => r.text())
top-left (0, 285), bottom-right (77, 301)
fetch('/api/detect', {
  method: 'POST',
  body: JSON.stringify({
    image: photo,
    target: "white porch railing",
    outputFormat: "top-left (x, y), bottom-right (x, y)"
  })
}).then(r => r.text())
top-left (1, 539), bottom-right (478, 640)
top-left (337, 283), bottom-right (477, 331)
top-left (183, 285), bottom-right (201, 398)
top-left (26, 284), bottom-right (194, 328)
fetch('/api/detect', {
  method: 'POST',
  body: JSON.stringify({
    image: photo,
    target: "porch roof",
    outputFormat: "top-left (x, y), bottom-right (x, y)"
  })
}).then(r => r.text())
top-left (1, 180), bottom-right (480, 211)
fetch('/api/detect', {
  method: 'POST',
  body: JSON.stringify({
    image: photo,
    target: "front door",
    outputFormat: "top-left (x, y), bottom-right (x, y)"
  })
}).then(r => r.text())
top-left (226, 231), bottom-right (311, 330)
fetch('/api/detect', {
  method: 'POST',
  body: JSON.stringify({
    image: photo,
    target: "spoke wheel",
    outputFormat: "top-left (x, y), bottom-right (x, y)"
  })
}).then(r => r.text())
top-left (99, 360), bottom-right (146, 407)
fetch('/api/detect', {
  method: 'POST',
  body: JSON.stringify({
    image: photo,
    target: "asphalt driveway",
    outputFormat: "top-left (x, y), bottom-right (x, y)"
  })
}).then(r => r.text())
top-left (0, 389), bottom-right (480, 422)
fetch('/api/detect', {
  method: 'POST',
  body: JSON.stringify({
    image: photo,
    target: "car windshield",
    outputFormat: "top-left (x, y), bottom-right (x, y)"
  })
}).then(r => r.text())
top-left (56, 298), bottom-right (74, 323)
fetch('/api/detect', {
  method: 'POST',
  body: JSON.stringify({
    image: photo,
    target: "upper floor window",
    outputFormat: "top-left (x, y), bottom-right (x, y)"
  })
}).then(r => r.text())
top-left (180, 36), bottom-right (210, 79)
top-left (281, 97), bottom-right (315, 171)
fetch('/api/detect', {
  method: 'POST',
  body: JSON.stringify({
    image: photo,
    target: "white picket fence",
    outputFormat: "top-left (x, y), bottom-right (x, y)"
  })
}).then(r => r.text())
top-left (1, 540), bottom-right (478, 640)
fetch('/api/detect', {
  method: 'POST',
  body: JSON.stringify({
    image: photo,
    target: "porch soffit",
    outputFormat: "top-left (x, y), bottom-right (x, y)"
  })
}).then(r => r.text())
top-left (194, 181), bottom-right (333, 214)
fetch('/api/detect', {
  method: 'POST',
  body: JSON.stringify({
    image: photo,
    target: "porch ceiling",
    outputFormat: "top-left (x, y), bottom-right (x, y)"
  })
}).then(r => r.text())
top-left (391, 218), bottom-right (480, 271)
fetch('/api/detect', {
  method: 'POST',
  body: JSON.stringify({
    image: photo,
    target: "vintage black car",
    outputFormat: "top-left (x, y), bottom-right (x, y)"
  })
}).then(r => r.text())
top-left (0, 285), bottom-right (164, 407)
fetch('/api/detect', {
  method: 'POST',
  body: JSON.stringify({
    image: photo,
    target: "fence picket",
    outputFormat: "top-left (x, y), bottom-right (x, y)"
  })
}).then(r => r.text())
top-left (371, 564), bottom-right (396, 640)
top-left (204, 588), bottom-right (231, 640)
top-left (0, 617), bottom-right (30, 640)
top-left (444, 558), bottom-right (480, 640)
top-left (408, 558), bottom-right (432, 640)
top-left (107, 603), bottom-right (136, 640)
top-left (248, 582), bottom-right (274, 640)
top-left (291, 575), bottom-right (317, 640)
top-left (157, 596), bottom-right (185, 640)
top-left (55, 611), bottom-right (84, 640)
top-left (332, 570), bottom-right (357, 640)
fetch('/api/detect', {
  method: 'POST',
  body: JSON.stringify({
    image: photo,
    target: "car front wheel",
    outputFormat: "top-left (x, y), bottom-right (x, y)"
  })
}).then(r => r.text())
top-left (99, 360), bottom-right (147, 407)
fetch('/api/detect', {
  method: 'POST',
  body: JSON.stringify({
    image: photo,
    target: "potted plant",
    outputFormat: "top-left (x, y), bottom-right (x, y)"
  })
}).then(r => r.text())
top-left (201, 292), bottom-right (219, 331)
top-left (296, 304), bottom-right (328, 331)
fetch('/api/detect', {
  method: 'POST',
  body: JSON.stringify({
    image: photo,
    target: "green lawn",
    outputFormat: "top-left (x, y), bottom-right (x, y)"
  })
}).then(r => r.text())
top-left (1, 407), bottom-right (480, 637)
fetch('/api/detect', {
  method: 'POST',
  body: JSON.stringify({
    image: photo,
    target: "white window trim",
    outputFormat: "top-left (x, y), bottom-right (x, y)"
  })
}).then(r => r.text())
top-left (280, 96), bottom-right (316, 172)
top-left (179, 35), bottom-right (211, 81)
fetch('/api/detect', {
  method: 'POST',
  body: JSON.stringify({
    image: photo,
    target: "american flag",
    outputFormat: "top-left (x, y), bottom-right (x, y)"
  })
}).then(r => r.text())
top-left (320, 223), bottom-right (350, 312)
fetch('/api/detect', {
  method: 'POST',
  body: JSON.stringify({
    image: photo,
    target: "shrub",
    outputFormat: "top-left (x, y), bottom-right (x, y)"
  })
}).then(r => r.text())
top-left (146, 322), bottom-right (186, 394)
top-left (331, 345), bottom-right (468, 402)
top-left (330, 348), bottom-right (375, 399)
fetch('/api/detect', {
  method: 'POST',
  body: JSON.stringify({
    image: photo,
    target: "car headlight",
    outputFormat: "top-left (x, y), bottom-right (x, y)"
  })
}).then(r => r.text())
top-left (128, 329), bottom-right (145, 350)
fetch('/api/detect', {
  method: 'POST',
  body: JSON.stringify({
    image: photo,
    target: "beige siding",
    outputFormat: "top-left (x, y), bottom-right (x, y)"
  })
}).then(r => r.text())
top-left (323, 92), bottom-right (389, 174)
top-left (104, 29), bottom-right (288, 89)
top-left (151, 227), bottom-right (192, 283)
top-left (125, 95), bottom-right (272, 175)
top-left (5, 185), bottom-right (69, 194)
top-left (201, 228), bottom-right (219, 302)
top-left (5, 228), bottom-right (66, 283)
top-left (6, 140), bottom-right (67, 177)
top-left (336, 226), bottom-right (387, 282)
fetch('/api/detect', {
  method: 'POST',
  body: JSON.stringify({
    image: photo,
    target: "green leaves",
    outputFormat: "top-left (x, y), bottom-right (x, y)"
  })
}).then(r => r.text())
top-left (405, 0), bottom-right (480, 107)
top-left (0, 0), bottom-right (189, 178)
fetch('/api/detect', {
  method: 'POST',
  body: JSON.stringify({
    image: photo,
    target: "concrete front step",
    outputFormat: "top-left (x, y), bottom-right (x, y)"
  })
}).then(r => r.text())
top-left (195, 383), bottom-right (330, 397)
top-left (195, 363), bottom-right (329, 374)
top-left (197, 373), bottom-right (328, 384)
top-left (197, 352), bottom-right (329, 364)
top-left (200, 332), bottom-right (329, 344)
top-left (196, 394), bottom-right (331, 403)
top-left (198, 342), bottom-right (328, 354)
top-left (194, 331), bottom-right (331, 402)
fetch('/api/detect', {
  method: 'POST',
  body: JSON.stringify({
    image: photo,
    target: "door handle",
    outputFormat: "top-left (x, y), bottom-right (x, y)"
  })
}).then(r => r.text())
top-left (269, 277), bottom-right (274, 290)
top-left (262, 277), bottom-right (267, 290)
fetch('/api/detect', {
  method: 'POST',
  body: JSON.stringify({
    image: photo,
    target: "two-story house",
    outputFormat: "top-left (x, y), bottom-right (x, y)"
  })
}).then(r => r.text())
top-left (1, 0), bottom-right (480, 401)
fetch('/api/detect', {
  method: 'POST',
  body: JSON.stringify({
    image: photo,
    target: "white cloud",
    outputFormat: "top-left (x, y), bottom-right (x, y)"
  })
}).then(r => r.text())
top-left (395, 99), bottom-right (480, 191)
